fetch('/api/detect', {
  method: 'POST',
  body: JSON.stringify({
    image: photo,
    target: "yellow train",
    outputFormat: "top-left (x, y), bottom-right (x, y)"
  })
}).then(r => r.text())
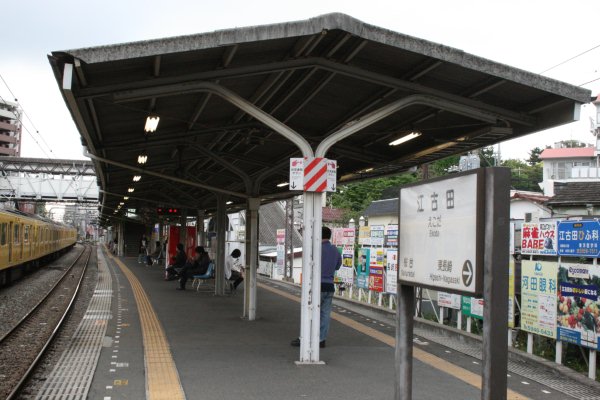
top-left (0, 208), bottom-right (77, 285)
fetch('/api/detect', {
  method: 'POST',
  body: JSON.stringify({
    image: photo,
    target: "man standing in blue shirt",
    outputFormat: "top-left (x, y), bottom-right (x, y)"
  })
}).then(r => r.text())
top-left (292, 226), bottom-right (342, 348)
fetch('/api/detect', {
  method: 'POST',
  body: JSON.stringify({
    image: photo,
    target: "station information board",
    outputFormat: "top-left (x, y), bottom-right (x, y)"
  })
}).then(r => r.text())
top-left (399, 169), bottom-right (484, 296)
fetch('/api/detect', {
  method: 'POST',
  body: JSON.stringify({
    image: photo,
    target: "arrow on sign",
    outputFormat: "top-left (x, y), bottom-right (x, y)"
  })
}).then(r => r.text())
top-left (331, 184), bottom-right (336, 191)
top-left (462, 260), bottom-right (473, 287)
top-left (290, 182), bottom-right (297, 189)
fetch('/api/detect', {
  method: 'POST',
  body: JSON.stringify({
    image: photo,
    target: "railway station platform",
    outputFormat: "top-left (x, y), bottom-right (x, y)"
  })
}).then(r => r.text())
top-left (43, 246), bottom-right (600, 400)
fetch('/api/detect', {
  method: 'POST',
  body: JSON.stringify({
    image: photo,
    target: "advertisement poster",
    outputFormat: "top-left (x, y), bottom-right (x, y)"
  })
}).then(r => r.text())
top-left (356, 248), bottom-right (370, 289)
top-left (521, 260), bottom-right (558, 338)
top-left (369, 247), bottom-right (385, 269)
top-left (521, 222), bottom-right (557, 255)
top-left (276, 229), bottom-right (285, 275)
top-left (508, 259), bottom-right (515, 328)
top-left (369, 265), bottom-right (384, 292)
top-left (335, 245), bottom-right (355, 285)
top-left (461, 297), bottom-right (483, 319)
top-left (385, 249), bottom-right (398, 294)
top-left (385, 224), bottom-right (398, 247)
top-left (370, 225), bottom-right (385, 246)
top-left (557, 263), bottom-right (600, 350)
top-left (438, 292), bottom-right (461, 310)
top-left (333, 228), bottom-right (356, 246)
top-left (358, 227), bottom-right (371, 246)
top-left (557, 220), bottom-right (600, 257)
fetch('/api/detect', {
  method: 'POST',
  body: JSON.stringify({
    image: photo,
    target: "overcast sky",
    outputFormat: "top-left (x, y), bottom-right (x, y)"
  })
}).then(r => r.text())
top-left (2, 0), bottom-right (600, 161)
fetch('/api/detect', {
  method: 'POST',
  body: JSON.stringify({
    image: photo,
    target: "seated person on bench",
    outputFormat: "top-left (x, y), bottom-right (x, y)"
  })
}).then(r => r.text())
top-left (165, 243), bottom-right (187, 280)
top-left (225, 249), bottom-right (244, 292)
top-left (147, 241), bottom-right (162, 266)
top-left (177, 246), bottom-right (211, 290)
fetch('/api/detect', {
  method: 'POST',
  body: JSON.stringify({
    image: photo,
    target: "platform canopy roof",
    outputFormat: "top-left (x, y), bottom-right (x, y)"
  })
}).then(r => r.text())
top-left (48, 13), bottom-right (591, 224)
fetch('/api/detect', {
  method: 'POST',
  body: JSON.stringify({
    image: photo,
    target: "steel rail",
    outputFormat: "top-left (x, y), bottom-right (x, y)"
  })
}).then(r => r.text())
top-left (3, 245), bottom-right (92, 400)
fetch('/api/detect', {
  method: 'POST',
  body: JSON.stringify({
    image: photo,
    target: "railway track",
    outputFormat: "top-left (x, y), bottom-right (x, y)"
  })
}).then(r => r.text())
top-left (0, 245), bottom-right (92, 400)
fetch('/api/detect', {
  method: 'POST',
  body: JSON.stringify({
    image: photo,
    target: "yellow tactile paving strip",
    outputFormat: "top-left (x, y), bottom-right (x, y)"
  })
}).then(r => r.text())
top-left (109, 252), bottom-right (186, 400)
top-left (259, 282), bottom-right (530, 400)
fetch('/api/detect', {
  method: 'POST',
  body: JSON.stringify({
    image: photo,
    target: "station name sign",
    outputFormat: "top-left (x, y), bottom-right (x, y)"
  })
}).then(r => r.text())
top-left (399, 169), bottom-right (484, 296)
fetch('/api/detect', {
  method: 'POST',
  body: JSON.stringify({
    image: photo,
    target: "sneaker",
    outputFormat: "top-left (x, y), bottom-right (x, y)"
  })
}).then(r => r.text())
top-left (320, 340), bottom-right (326, 348)
top-left (290, 338), bottom-right (300, 347)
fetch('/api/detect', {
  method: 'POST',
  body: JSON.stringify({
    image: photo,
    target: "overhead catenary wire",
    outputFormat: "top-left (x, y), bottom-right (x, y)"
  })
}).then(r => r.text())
top-left (0, 73), bottom-right (55, 157)
top-left (539, 43), bottom-right (600, 75)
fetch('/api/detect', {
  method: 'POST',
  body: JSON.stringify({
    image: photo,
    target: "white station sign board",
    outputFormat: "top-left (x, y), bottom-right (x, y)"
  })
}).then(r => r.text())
top-left (399, 169), bottom-right (484, 295)
top-left (289, 158), bottom-right (337, 192)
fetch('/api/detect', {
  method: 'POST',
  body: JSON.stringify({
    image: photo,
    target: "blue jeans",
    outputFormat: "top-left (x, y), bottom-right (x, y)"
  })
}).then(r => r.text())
top-left (320, 291), bottom-right (334, 342)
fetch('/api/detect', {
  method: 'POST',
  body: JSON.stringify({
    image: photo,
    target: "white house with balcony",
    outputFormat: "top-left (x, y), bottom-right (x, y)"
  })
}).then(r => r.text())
top-left (540, 146), bottom-right (600, 196)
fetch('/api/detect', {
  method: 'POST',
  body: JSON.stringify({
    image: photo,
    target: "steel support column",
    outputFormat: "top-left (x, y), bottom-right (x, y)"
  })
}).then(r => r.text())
top-left (197, 210), bottom-right (205, 248)
top-left (215, 195), bottom-right (227, 296)
top-left (244, 198), bottom-right (260, 320)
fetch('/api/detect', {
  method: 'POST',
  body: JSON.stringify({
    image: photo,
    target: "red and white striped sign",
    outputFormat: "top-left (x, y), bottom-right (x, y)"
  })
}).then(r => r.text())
top-left (304, 157), bottom-right (327, 192)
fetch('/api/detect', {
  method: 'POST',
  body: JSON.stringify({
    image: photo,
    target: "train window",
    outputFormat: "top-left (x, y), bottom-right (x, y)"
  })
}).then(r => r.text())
top-left (14, 224), bottom-right (20, 244)
top-left (24, 225), bottom-right (30, 242)
top-left (0, 223), bottom-right (6, 245)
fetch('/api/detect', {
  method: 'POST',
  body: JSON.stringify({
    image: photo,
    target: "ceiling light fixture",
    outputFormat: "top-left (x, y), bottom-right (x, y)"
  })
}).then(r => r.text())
top-left (133, 175), bottom-right (141, 182)
top-left (123, 196), bottom-right (129, 200)
top-left (389, 131), bottom-right (421, 146)
top-left (144, 115), bottom-right (160, 133)
top-left (128, 188), bottom-right (135, 193)
top-left (137, 152), bottom-right (148, 165)
top-left (226, 201), bottom-right (233, 205)
top-left (277, 182), bottom-right (289, 187)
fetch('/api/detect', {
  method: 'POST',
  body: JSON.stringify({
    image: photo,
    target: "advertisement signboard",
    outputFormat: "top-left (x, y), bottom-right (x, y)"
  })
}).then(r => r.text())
top-left (438, 292), bottom-right (461, 310)
top-left (557, 262), bottom-right (600, 349)
top-left (461, 296), bottom-right (483, 319)
top-left (356, 247), bottom-right (370, 289)
top-left (369, 265), bottom-right (385, 292)
top-left (333, 228), bottom-right (356, 246)
top-left (370, 225), bottom-right (385, 246)
top-left (358, 226), bottom-right (371, 246)
top-left (385, 224), bottom-right (399, 247)
top-left (508, 259), bottom-right (515, 328)
top-left (385, 249), bottom-right (398, 294)
top-left (399, 169), bottom-right (484, 295)
top-left (521, 222), bottom-right (557, 255)
top-left (521, 260), bottom-right (558, 338)
top-left (276, 229), bottom-right (285, 275)
top-left (557, 220), bottom-right (600, 257)
top-left (336, 245), bottom-right (355, 285)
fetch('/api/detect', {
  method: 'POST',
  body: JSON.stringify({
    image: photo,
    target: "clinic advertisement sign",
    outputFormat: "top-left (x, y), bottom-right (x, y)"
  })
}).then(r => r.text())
top-left (399, 169), bottom-right (484, 295)
top-left (521, 261), bottom-right (558, 339)
top-left (557, 220), bottom-right (600, 257)
top-left (336, 245), bottom-right (355, 285)
top-left (385, 249), bottom-right (398, 294)
top-left (521, 222), bottom-right (557, 255)
top-left (557, 263), bottom-right (600, 349)
top-left (356, 248), bottom-right (370, 289)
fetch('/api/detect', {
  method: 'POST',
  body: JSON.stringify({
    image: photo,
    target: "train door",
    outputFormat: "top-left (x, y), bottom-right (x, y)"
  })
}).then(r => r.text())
top-left (14, 223), bottom-right (22, 261)
top-left (0, 222), bottom-right (8, 265)
top-left (8, 222), bottom-right (13, 263)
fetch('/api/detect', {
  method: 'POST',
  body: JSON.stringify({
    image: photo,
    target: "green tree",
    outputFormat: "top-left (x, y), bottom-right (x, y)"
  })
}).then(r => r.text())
top-left (331, 173), bottom-right (417, 222)
top-left (502, 158), bottom-right (542, 192)
top-left (527, 147), bottom-right (543, 166)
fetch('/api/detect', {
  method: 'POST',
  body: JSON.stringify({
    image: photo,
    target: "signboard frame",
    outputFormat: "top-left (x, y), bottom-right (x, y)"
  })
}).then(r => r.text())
top-left (398, 168), bottom-right (485, 296)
